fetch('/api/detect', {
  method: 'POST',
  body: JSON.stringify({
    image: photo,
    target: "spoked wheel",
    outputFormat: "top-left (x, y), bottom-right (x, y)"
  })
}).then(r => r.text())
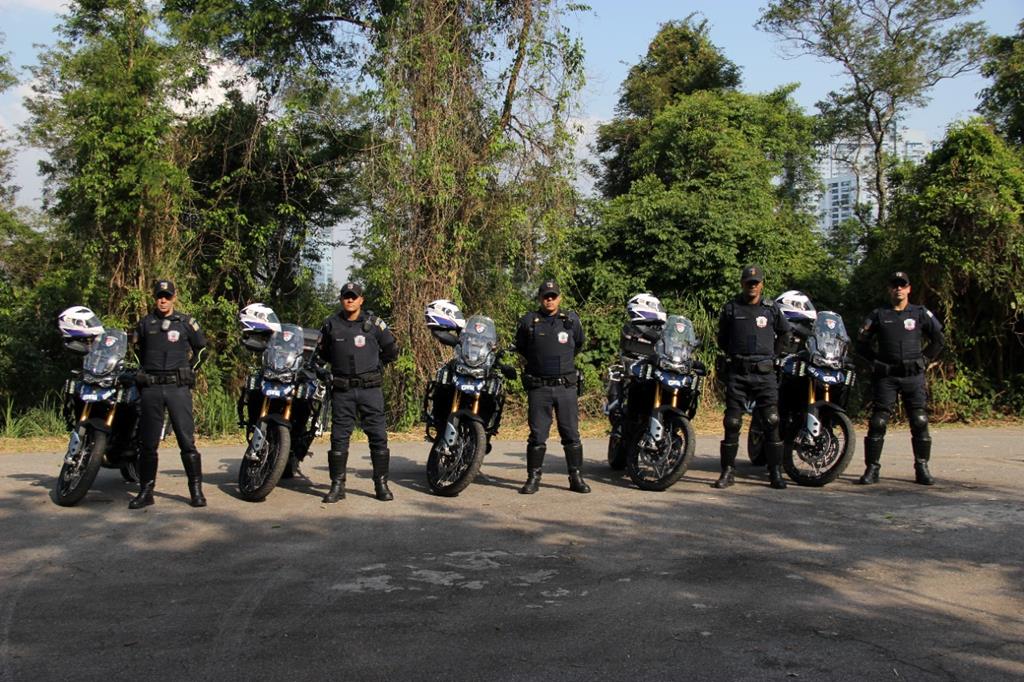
top-left (426, 419), bottom-right (486, 497)
top-left (238, 421), bottom-right (291, 501)
top-left (783, 408), bottom-right (856, 487)
top-left (747, 423), bottom-right (766, 466)
top-left (119, 459), bottom-right (139, 483)
top-left (626, 413), bottom-right (695, 491)
top-left (54, 428), bottom-right (107, 507)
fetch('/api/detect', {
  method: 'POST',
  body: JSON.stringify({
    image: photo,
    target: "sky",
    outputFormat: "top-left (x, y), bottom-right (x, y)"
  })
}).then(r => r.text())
top-left (1, 0), bottom-right (1021, 281)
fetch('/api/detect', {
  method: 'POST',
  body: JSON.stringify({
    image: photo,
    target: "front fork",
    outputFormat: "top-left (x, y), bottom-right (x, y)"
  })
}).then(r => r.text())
top-left (246, 397), bottom-right (292, 461)
top-left (440, 391), bottom-right (480, 452)
top-left (64, 403), bottom-right (117, 464)
top-left (800, 380), bottom-right (829, 442)
top-left (643, 386), bottom-right (680, 447)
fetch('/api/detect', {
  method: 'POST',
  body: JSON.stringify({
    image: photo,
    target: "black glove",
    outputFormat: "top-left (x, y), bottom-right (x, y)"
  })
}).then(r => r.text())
top-left (135, 371), bottom-right (150, 388)
top-left (499, 363), bottom-right (517, 380)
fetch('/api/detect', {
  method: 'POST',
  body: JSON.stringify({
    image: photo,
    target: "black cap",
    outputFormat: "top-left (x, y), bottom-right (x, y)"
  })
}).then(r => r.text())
top-left (153, 279), bottom-right (176, 297)
top-left (340, 281), bottom-right (364, 298)
top-left (740, 264), bottom-right (764, 283)
top-left (889, 271), bottom-right (910, 287)
top-left (537, 280), bottom-right (560, 298)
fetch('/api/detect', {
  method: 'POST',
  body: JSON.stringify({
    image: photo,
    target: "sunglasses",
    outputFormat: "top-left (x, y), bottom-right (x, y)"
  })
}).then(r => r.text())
top-left (542, 293), bottom-right (559, 300)
top-left (155, 293), bottom-right (173, 300)
top-left (889, 282), bottom-right (909, 289)
top-left (341, 294), bottom-right (360, 300)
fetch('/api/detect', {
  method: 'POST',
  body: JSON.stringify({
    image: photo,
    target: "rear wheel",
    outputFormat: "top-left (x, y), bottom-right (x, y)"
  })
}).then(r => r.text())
top-left (427, 419), bottom-right (486, 497)
top-left (747, 423), bottom-right (766, 466)
top-left (119, 459), bottom-right (139, 483)
top-left (238, 421), bottom-right (291, 501)
top-left (54, 428), bottom-right (107, 507)
top-left (607, 425), bottom-right (627, 470)
top-left (626, 413), bottom-right (695, 491)
top-left (783, 407), bottom-right (855, 487)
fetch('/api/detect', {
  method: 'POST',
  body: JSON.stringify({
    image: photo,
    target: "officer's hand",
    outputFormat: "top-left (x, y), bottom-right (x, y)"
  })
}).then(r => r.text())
top-left (499, 363), bottom-right (517, 380)
top-left (315, 366), bottom-right (331, 382)
top-left (135, 371), bottom-right (150, 388)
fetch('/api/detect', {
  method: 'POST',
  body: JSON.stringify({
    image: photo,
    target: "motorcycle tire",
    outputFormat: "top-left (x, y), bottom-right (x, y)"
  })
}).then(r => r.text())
top-left (54, 428), bottom-right (107, 507)
top-left (625, 413), bottom-right (695, 491)
top-left (746, 423), bottom-right (767, 466)
top-left (426, 419), bottom-right (486, 497)
top-left (238, 422), bottom-right (291, 502)
top-left (607, 431), bottom-right (627, 470)
top-left (783, 407), bottom-right (856, 487)
top-left (119, 460), bottom-right (139, 483)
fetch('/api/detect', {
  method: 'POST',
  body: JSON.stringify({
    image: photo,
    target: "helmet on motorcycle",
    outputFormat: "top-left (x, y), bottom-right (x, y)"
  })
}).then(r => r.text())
top-left (775, 290), bottom-right (816, 323)
top-left (626, 293), bottom-right (667, 325)
top-left (239, 303), bottom-right (281, 333)
top-left (57, 306), bottom-right (104, 339)
top-left (424, 299), bottom-right (466, 331)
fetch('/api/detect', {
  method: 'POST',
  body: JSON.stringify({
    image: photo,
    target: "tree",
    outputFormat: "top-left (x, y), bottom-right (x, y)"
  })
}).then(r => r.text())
top-left (758, 0), bottom-right (988, 226)
top-left (978, 20), bottom-right (1024, 146)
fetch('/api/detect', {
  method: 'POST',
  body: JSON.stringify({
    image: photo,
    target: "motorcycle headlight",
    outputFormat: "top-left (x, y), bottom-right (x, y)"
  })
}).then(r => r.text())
top-left (659, 357), bottom-right (689, 373)
top-left (264, 369), bottom-right (295, 383)
top-left (83, 373), bottom-right (115, 387)
top-left (811, 352), bottom-right (841, 370)
top-left (455, 363), bottom-right (487, 379)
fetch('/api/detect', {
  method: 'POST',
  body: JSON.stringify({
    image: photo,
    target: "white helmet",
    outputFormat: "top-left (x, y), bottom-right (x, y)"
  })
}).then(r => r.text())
top-left (57, 306), bottom-right (104, 339)
top-left (776, 290), bottom-right (817, 322)
top-left (424, 299), bottom-right (466, 330)
top-left (239, 303), bottom-right (281, 333)
top-left (627, 293), bottom-right (667, 325)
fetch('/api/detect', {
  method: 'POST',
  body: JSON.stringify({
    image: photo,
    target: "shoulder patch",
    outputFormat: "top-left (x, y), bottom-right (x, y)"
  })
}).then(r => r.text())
top-left (189, 317), bottom-right (200, 332)
top-left (925, 309), bottom-right (934, 318)
top-left (375, 318), bottom-right (388, 331)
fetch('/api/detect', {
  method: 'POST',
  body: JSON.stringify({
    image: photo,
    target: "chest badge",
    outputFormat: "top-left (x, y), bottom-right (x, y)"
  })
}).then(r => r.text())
top-left (557, 331), bottom-right (569, 344)
top-left (904, 318), bottom-right (916, 331)
top-left (354, 334), bottom-right (366, 348)
top-left (167, 330), bottom-right (180, 343)
top-left (755, 316), bottom-right (768, 328)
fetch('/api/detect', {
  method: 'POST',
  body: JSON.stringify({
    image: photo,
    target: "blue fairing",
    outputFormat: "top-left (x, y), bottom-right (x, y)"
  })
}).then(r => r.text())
top-left (262, 380), bottom-right (294, 398)
top-left (807, 366), bottom-right (845, 385)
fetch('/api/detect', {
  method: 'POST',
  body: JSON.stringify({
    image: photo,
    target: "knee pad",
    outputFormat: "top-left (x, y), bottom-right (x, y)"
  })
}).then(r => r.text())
top-left (723, 410), bottom-right (743, 442)
top-left (868, 411), bottom-right (889, 438)
top-left (908, 409), bottom-right (930, 438)
top-left (758, 406), bottom-right (780, 430)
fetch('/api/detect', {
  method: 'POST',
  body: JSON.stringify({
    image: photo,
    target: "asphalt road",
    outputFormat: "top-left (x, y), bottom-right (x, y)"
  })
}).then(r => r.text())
top-left (1, 427), bottom-right (1023, 681)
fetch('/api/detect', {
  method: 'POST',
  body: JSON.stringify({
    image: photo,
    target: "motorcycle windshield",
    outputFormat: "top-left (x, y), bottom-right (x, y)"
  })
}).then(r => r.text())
top-left (656, 315), bottom-right (697, 367)
top-left (809, 312), bottom-right (849, 367)
top-left (263, 324), bottom-right (304, 372)
top-left (82, 329), bottom-right (127, 377)
top-left (457, 315), bottom-right (497, 368)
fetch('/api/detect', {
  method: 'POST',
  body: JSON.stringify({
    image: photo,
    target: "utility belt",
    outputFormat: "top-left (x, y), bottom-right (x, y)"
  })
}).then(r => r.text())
top-left (873, 358), bottom-right (926, 378)
top-left (523, 371), bottom-right (580, 394)
top-left (332, 372), bottom-right (383, 391)
top-left (141, 367), bottom-right (195, 387)
top-left (725, 356), bottom-right (774, 375)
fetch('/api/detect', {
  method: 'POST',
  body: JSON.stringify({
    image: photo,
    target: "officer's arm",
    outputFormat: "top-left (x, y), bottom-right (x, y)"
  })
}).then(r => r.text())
top-left (513, 318), bottom-right (529, 356)
top-left (378, 325), bottom-right (400, 365)
top-left (130, 320), bottom-right (144, 365)
top-left (716, 308), bottom-right (728, 352)
top-left (187, 317), bottom-right (209, 371)
top-left (922, 311), bottom-right (945, 361)
top-left (855, 314), bottom-right (877, 362)
top-left (773, 307), bottom-right (794, 356)
top-left (572, 314), bottom-right (584, 355)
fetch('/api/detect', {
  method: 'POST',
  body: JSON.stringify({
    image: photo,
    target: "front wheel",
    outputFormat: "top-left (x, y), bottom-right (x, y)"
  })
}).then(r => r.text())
top-left (54, 428), bottom-right (107, 507)
top-left (426, 418), bottom-right (486, 497)
top-left (626, 413), bottom-right (695, 491)
top-left (783, 408), bottom-right (855, 487)
top-left (238, 421), bottom-right (291, 501)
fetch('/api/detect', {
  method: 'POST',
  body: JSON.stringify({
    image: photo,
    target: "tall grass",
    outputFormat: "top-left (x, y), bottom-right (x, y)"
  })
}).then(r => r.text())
top-left (1, 394), bottom-right (67, 438)
top-left (194, 386), bottom-right (240, 438)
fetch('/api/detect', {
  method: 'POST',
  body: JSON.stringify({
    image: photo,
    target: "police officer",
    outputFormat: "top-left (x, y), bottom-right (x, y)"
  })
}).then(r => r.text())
top-left (318, 282), bottom-right (399, 502)
top-left (129, 279), bottom-right (208, 509)
top-left (515, 280), bottom-right (589, 494)
top-left (856, 271), bottom-right (944, 485)
top-left (714, 265), bottom-right (793, 490)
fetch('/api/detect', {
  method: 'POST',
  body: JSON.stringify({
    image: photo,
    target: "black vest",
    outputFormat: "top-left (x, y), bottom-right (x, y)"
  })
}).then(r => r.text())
top-left (522, 311), bottom-right (577, 377)
top-left (720, 298), bottom-right (778, 358)
top-left (872, 305), bottom-right (929, 364)
top-left (323, 314), bottom-right (382, 377)
top-left (137, 312), bottom-right (200, 371)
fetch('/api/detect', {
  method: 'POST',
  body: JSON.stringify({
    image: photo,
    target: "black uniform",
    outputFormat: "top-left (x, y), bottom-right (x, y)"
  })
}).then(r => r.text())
top-left (856, 304), bottom-right (944, 481)
top-left (133, 310), bottom-right (208, 504)
top-left (514, 306), bottom-right (589, 493)
top-left (317, 310), bottom-right (399, 494)
top-left (716, 295), bottom-right (792, 486)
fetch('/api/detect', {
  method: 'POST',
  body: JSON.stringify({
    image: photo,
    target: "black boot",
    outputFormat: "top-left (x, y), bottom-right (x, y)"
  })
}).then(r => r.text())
top-left (912, 437), bottom-right (934, 485)
top-left (181, 451), bottom-right (207, 507)
top-left (520, 444), bottom-right (545, 494)
top-left (371, 448), bottom-right (394, 501)
top-left (565, 444), bottom-right (591, 494)
top-left (713, 441), bottom-right (738, 489)
top-left (322, 450), bottom-right (348, 503)
top-left (129, 455), bottom-right (158, 509)
top-left (858, 436), bottom-right (884, 485)
top-left (766, 440), bottom-right (787, 489)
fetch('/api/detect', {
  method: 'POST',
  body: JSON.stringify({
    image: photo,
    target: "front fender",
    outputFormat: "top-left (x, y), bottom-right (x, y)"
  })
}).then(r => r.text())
top-left (809, 400), bottom-right (846, 415)
top-left (261, 413), bottom-right (293, 429)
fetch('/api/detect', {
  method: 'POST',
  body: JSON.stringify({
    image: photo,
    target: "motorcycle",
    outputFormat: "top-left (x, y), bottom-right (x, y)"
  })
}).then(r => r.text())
top-left (747, 311), bottom-right (857, 486)
top-left (422, 315), bottom-right (515, 496)
top-left (618, 315), bottom-right (705, 490)
top-left (55, 329), bottom-right (148, 506)
top-left (237, 321), bottom-right (329, 501)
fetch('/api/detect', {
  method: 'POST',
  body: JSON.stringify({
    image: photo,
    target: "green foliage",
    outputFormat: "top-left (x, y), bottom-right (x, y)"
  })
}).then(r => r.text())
top-left (978, 20), bottom-right (1024, 146)
top-left (0, 395), bottom-right (66, 438)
